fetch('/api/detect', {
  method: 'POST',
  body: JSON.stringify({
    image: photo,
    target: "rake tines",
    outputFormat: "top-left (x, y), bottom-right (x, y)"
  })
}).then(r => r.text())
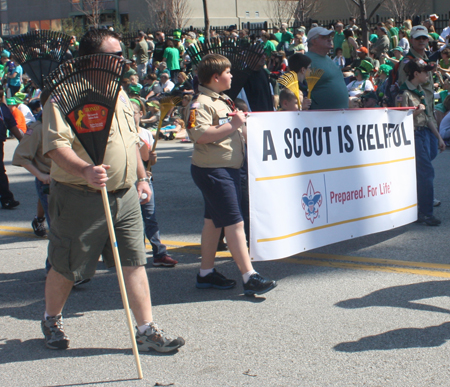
top-left (306, 68), bottom-right (325, 99)
top-left (44, 53), bottom-right (127, 166)
top-left (4, 30), bottom-right (72, 89)
top-left (151, 95), bottom-right (182, 154)
top-left (278, 71), bottom-right (301, 109)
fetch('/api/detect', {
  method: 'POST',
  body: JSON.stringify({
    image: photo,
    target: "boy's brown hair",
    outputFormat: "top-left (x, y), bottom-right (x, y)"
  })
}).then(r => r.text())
top-left (197, 54), bottom-right (231, 85)
top-left (279, 88), bottom-right (297, 106)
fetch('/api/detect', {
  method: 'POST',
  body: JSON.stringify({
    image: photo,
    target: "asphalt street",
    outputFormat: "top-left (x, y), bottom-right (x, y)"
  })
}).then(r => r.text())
top-left (2, 137), bottom-right (450, 387)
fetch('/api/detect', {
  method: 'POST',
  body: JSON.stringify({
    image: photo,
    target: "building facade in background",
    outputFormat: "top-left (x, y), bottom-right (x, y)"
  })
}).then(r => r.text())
top-left (0, 0), bottom-right (447, 36)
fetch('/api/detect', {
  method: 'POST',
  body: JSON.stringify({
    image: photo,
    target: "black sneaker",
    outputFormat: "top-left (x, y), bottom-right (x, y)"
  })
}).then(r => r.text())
top-left (1, 199), bottom-right (20, 210)
top-left (32, 216), bottom-right (46, 237)
top-left (196, 269), bottom-right (236, 290)
top-left (73, 278), bottom-right (91, 287)
top-left (136, 322), bottom-right (185, 353)
top-left (243, 273), bottom-right (277, 296)
top-left (41, 314), bottom-right (70, 350)
top-left (417, 213), bottom-right (441, 226)
top-left (217, 240), bottom-right (228, 251)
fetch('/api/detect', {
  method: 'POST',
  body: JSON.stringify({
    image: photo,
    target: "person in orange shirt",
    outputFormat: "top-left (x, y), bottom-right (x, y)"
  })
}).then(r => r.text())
top-left (7, 98), bottom-right (26, 134)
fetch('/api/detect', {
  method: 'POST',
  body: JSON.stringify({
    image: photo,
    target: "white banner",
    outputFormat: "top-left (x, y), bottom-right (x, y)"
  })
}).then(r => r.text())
top-left (247, 109), bottom-right (416, 261)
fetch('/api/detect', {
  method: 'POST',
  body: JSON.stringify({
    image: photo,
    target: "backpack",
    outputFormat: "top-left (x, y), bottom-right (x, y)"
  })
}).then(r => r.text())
top-left (384, 54), bottom-right (414, 107)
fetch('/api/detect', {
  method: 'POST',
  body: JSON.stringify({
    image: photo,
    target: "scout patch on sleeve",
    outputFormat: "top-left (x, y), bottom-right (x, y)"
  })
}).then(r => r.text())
top-left (218, 117), bottom-right (231, 126)
top-left (25, 126), bottom-right (33, 135)
top-left (119, 94), bottom-right (128, 106)
top-left (187, 102), bottom-right (200, 130)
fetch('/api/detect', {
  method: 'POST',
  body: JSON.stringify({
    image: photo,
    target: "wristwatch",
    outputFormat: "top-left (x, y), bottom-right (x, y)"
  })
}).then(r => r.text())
top-left (137, 177), bottom-right (150, 183)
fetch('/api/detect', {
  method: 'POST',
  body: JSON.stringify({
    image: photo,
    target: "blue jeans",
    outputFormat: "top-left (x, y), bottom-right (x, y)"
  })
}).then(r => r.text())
top-left (140, 181), bottom-right (167, 259)
top-left (35, 178), bottom-right (52, 272)
top-left (415, 128), bottom-right (435, 217)
top-left (35, 178), bottom-right (50, 227)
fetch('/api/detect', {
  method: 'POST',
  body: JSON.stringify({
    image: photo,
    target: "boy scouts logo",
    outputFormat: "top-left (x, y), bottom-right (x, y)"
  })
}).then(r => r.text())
top-left (302, 180), bottom-right (322, 224)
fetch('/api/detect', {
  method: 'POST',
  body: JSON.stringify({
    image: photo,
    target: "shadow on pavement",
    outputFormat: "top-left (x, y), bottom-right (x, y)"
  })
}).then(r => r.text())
top-left (334, 322), bottom-right (450, 352)
top-left (334, 280), bottom-right (450, 352)
top-left (335, 280), bottom-right (450, 314)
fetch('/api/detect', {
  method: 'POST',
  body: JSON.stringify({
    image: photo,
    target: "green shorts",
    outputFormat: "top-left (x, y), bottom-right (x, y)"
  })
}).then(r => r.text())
top-left (48, 181), bottom-right (147, 281)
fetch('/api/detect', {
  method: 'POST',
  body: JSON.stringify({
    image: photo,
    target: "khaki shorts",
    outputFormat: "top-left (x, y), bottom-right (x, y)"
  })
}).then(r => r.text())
top-left (48, 181), bottom-right (147, 281)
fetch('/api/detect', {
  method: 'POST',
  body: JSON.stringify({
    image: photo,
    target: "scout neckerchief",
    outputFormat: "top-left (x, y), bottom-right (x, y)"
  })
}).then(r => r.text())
top-left (400, 82), bottom-right (428, 115)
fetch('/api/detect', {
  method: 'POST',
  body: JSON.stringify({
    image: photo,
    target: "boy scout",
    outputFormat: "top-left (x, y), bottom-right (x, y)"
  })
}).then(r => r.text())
top-left (188, 53), bottom-right (277, 296)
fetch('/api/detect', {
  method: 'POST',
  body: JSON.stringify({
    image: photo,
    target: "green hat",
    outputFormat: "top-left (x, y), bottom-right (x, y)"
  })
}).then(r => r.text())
top-left (6, 97), bottom-right (18, 106)
top-left (14, 92), bottom-right (27, 102)
top-left (1, 52), bottom-right (9, 58)
top-left (378, 64), bottom-right (391, 75)
top-left (128, 85), bottom-right (141, 94)
top-left (392, 46), bottom-right (404, 53)
top-left (361, 91), bottom-right (378, 100)
top-left (173, 29), bottom-right (182, 42)
top-left (357, 60), bottom-right (374, 74)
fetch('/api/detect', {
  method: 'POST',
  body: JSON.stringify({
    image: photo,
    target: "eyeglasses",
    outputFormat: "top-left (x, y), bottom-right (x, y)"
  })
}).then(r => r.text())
top-left (103, 51), bottom-right (123, 56)
top-left (414, 36), bottom-right (428, 41)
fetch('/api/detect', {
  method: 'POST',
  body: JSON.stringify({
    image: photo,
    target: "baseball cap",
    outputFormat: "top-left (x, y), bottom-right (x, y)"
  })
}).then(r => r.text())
top-left (1, 52), bottom-right (9, 58)
top-left (410, 25), bottom-right (429, 39)
top-left (404, 57), bottom-right (435, 76)
top-left (357, 47), bottom-right (368, 54)
top-left (392, 46), bottom-right (404, 53)
top-left (307, 27), bottom-right (334, 41)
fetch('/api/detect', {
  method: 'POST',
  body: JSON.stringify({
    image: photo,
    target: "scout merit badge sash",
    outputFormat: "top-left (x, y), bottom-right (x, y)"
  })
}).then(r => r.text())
top-left (186, 37), bottom-right (266, 100)
top-left (44, 53), bottom-right (144, 379)
top-left (5, 30), bottom-right (72, 89)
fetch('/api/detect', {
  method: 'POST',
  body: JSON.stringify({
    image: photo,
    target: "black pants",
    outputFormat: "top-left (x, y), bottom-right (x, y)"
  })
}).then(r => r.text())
top-left (0, 141), bottom-right (14, 204)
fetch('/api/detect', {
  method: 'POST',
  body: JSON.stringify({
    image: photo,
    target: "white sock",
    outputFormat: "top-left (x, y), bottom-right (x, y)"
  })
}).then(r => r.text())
top-left (138, 323), bottom-right (151, 334)
top-left (243, 270), bottom-right (257, 284)
top-left (199, 268), bottom-right (214, 277)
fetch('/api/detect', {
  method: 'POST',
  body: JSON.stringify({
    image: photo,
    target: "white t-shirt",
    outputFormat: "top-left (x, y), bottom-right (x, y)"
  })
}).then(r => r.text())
top-left (138, 127), bottom-right (154, 150)
top-left (439, 112), bottom-right (450, 140)
top-left (347, 79), bottom-right (374, 97)
top-left (160, 79), bottom-right (175, 92)
top-left (18, 103), bottom-right (36, 124)
top-left (398, 37), bottom-right (410, 53)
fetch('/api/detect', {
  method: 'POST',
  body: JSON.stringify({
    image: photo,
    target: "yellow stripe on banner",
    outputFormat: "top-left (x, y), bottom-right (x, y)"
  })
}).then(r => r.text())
top-left (285, 258), bottom-right (450, 278)
top-left (255, 157), bottom-right (415, 181)
top-left (257, 204), bottom-right (417, 243)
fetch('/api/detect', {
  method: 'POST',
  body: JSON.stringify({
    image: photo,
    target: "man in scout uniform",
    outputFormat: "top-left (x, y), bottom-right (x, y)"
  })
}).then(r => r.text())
top-left (41, 28), bottom-right (184, 353)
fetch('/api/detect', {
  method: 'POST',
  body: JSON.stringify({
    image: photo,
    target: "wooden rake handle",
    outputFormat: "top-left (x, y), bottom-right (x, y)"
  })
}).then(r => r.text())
top-left (100, 187), bottom-right (143, 379)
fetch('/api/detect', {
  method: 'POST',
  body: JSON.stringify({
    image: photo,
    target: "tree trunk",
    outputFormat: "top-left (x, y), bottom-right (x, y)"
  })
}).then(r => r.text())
top-left (203, 0), bottom-right (210, 40)
top-left (359, 0), bottom-right (369, 48)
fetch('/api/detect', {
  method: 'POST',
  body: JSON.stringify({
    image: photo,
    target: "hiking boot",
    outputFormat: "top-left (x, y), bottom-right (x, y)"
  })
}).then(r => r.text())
top-left (196, 269), bottom-right (236, 290)
top-left (153, 255), bottom-right (178, 267)
top-left (41, 314), bottom-right (70, 350)
top-left (136, 322), bottom-right (185, 353)
top-left (243, 273), bottom-right (277, 296)
top-left (417, 213), bottom-right (441, 226)
top-left (32, 216), bottom-right (46, 237)
top-left (1, 199), bottom-right (20, 210)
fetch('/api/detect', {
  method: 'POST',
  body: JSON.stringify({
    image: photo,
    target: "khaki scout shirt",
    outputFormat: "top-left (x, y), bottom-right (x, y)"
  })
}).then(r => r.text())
top-left (397, 48), bottom-right (436, 126)
top-left (12, 120), bottom-right (51, 174)
top-left (400, 80), bottom-right (432, 128)
top-left (43, 89), bottom-right (139, 191)
top-left (188, 85), bottom-right (245, 169)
